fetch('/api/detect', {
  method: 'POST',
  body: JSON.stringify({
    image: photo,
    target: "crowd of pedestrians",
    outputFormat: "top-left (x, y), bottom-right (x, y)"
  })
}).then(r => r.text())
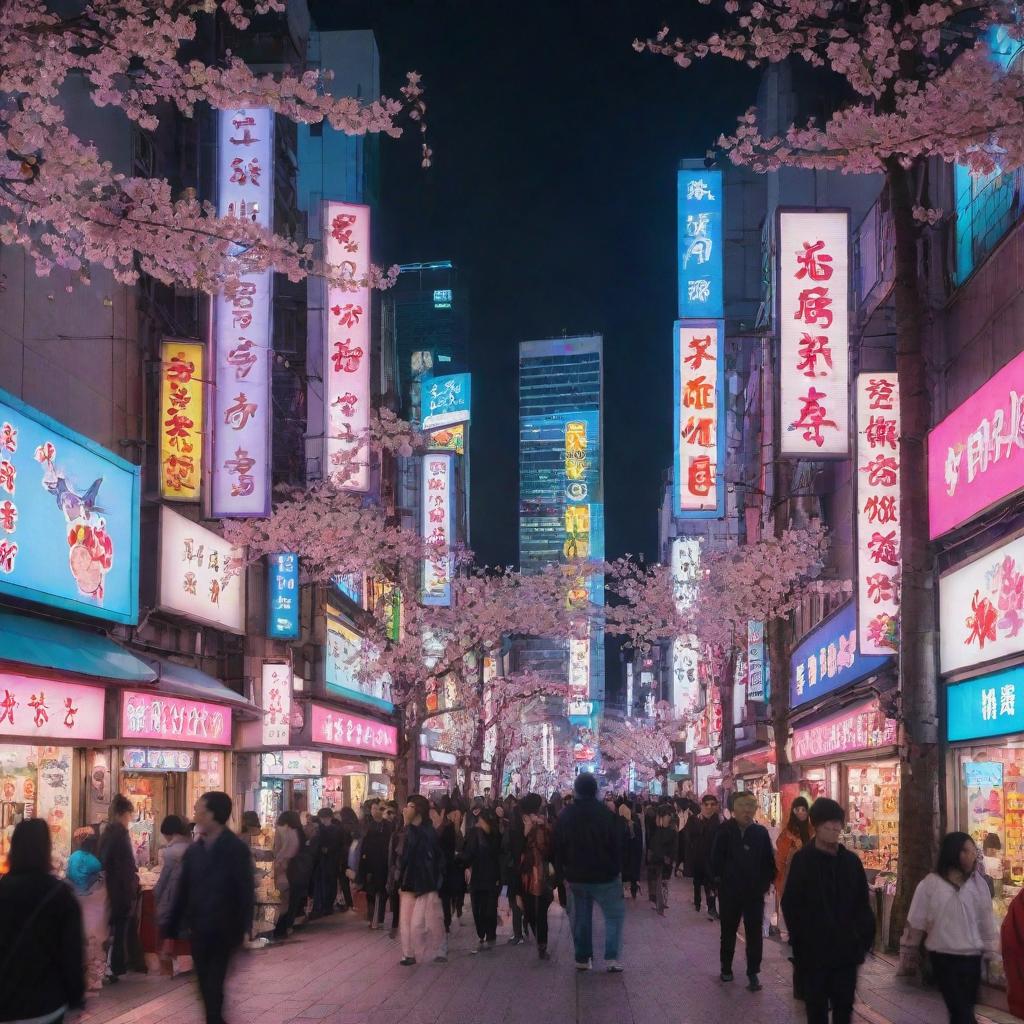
top-left (2, 778), bottom-right (1023, 1024)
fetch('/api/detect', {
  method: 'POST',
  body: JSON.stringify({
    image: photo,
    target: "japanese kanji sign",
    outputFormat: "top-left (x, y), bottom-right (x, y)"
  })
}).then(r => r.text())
top-left (324, 200), bottom-right (371, 492)
top-left (856, 373), bottom-right (901, 654)
top-left (421, 452), bottom-right (454, 606)
top-left (310, 701), bottom-right (398, 756)
top-left (159, 340), bottom-right (204, 502)
top-left (0, 672), bottom-right (104, 741)
top-left (928, 349), bottom-right (1024, 539)
top-left (261, 662), bottom-right (292, 747)
top-left (0, 389), bottom-right (140, 624)
top-left (121, 690), bottom-right (231, 747)
top-left (674, 320), bottom-right (725, 517)
top-left (792, 698), bottom-right (897, 761)
top-left (421, 373), bottom-right (471, 430)
top-left (267, 552), bottom-right (299, 638)
top-left (212, 107), bottom-right (273, 517)
top-left (939, 531), bottom-right (1024, 676)
top-left (778, 210), bottom-right (850, 457)
top-left (677, 168), bottom-right (723, 320)
top-left (158, 506), bottom-right (245, 633)
top-left (947, 664), bottom-right (1024, 742)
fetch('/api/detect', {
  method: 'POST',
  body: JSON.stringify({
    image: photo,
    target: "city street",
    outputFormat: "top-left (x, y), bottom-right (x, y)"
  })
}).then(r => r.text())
top-left (78, 879), bottom-right (1015, 1024)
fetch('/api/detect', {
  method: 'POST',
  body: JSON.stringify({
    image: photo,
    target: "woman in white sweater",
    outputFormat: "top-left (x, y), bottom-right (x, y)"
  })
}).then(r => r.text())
top-left (904, 831), bottom-right (998, 1024)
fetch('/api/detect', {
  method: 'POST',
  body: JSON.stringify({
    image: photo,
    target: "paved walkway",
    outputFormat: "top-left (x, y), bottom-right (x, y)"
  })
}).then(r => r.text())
top-left (77, 877), bottom-right (1017, 1024)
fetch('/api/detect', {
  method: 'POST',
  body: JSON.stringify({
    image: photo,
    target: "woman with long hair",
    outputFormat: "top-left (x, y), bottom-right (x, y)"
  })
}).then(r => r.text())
top-left (904, 831), bottom-right (998, 1024)
top-left (776, 797), bottom-right (812, 916)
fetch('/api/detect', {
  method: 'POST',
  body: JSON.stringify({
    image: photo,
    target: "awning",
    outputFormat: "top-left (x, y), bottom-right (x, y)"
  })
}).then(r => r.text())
top-left (140, 654), bottom-right (261, 718)
top-left (0, 609), bottom-right (157, 684)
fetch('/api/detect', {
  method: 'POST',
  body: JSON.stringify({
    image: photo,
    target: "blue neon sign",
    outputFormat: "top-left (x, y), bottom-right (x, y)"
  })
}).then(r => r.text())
top-left (790, 600), bottom-right (891, 708)
top-left (947, 664), bottom-right (1024, 742)
top-left (678, 168), bottom-right (724, 320)
top-left (267, 553), bottom-right (299, 638)
top-left (421, 373), bottom-right (471, 430)
top-left (0, 388), bottom-right (139, 624)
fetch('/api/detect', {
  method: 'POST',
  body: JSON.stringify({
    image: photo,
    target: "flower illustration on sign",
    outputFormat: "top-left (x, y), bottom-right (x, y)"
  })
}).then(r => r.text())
top-left (962, 552), bottom-right (1024, 651)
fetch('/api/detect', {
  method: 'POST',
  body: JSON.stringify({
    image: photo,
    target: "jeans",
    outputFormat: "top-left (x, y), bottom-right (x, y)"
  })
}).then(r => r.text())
top-left (470, 889), bottom-right (499, 942)
top-left (719, 893), bottom-right (764, 976)
top-left (191, 934), bottom-right (235, 1024)
top-left (930, 952), bottom-right (982, 1024)
top-left (567, 878), bottom-right (625, 962)
top-left (398, 891), bottom-right (446, 961)
top-left (803, 964), bottom-right (859, 1024)
top-left (522, 892), bottom-right (553, 948)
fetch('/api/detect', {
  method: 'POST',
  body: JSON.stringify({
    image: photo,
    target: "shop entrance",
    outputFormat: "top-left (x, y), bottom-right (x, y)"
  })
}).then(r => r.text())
top-left (120, 770), bottom-right (188, 866)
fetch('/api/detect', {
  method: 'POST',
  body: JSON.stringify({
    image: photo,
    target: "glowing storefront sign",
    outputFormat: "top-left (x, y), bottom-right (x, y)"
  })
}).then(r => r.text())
top-left (159, 341), bottom-right (204, 501)
top-left (671, 537), bottom-right (700, 610)
top-left (421, 373), bottom-right (471, 430)
top-left (310, 702), bottom-right (398, 756)
top-left (778, 210), bottom-right (850, 457)
top-left (947, 664), bottom-right (1024, 742)
top-left (939, 531), bottom-right (1024, 676)
top-left (421, 452), bottom-right (454, 606)
top-left (262, 750), bottom-right (322, 777)
top-left (158, 506), bottom-right (245, 633)
top-left (674, 320), bottom-right (725, 517)
top-left (212, 107), bottom-right (273, 516)
top-left (856, 373), bottom-right (901, 654)
top-left (325, 609), bottom-right (394, 711)
top-left (0, 672), bottom-right (104, 741)
top-left (324, 200), bottom-right (371, 492)
top-left (123, 748), bottom-right (195, 771)
top-left (428, 422), bottom-right (465, 455)
top-left (261, 663), bottom-right (292, 747)
top-left (0, 388), bottom-right (140, 624)
top-left (677, 168), bottom-right (723, 320)
top-left (121, 690), bottom-right (231, 747)
top-left (671, 639), bottom-right (699, 715)
top-left (792, 698), bottom-right (897, 761)
top-left (267, 552), bottom-right (299, 639)
top-left (747, 621), bottom-right (766, 702)
top-left (928, 349), bottom-right (1024, 539)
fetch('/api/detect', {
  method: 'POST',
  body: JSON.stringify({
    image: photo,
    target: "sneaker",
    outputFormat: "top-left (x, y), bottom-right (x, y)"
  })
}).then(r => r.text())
top-left (471, 941), bottom-right (486, 955)
top-left (606, 960), bottom-right (624, 973)
top-left (747, 974), bottom-right (762, 992)
top-left (708, 909), bottom-right (719, 921)
top-left (575, 957), bottom-right (593, 971)
top-left (399, 957), bottom-right (416, 966)
top-left (508, 936), bottom-right (524, 945)
top-left (484, 939), bottom-right (496, 951)
top-left (433, 955), bottom-right (448, 963)
top-left (720, 970), bottom-right (734, 983)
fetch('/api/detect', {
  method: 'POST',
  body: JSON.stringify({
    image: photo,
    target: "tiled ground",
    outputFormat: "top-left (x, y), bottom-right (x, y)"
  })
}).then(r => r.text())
top-left (75, 878), bottom-right (1018, 1024)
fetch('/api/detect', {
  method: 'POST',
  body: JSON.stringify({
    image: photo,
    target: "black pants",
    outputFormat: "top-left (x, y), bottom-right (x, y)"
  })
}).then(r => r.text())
top-left (522, 892), bottom-right (553, 948)
top-left (365, 886), bottom-right (387, 924)
top-left (803, 964), bottom-right (859, 1024)
top-left (931, 952), bottom-right (982, 1024)
top-left (390, 889), bottom-right (400, 929)
top-left (692, 867), bottom-right (716, 912)
top-left (510, 886), bottom-right (526, 939)
top-left (338, 873), bottom-right (353, 909)
top-left (109, 915), bottom-right (130, 976)
top-left (471, 889), bottom-right (499, 942)
top-left (191, 935), bottom-right (235, 1024)
top-left (442, 883), bottom-right (465, 930)
top-left (719, 893), bottom-right (764, 976)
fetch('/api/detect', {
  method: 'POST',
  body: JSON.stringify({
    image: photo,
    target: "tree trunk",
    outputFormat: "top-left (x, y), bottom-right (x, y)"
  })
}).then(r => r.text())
top-left (394, 719), bottom-right (422, 804)
top-left (886, 159), bottom-right (940, 951)
top-left (770, 459), bottom-right (796, 787)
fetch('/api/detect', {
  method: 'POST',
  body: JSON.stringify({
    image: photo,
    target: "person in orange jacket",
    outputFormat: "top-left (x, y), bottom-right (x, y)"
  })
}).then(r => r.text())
top-left (1002, 886), bottom-right (1024, 1020)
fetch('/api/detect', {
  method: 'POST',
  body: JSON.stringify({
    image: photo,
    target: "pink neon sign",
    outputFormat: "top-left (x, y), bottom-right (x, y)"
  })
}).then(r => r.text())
top-left (121, 690), bottom-right (231, 747)
top-left (928, 349), bottom-right (1024, 539)
top-left (0, 672), bottom-right (105, 741)
top-left (311, 702), bottom-right (398, 756)
top-left (792, 699), bottom-right (898, 762)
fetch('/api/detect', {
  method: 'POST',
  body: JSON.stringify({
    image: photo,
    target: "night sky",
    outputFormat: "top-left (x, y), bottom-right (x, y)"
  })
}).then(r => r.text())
top-left (314, 1), bottom-right (756, 568)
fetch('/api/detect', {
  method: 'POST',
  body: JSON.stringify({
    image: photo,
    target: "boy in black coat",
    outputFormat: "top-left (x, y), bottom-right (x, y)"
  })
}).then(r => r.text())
top-left (711, 792), bottom-right (776, 992)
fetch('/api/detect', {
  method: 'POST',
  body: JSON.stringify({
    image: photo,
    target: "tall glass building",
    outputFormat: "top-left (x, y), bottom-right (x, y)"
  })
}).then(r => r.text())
top-left (517, 336), bottom-right (605, 718)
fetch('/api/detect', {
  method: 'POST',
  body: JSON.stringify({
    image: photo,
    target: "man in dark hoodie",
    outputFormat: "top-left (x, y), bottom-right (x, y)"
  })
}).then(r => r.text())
top-left (396, 794), bottom-right (446, 966)
top-left (782, 798), bottom-right (876, 1024)
top-left (99, 792), bottom-right (139, 981)
top-left (711, 792), bottom-right (776, 992)
top-left (553, 772), bottom-right (625, 972)
top-left (683, 793), bottom-right (722, 918)
top-left (357, 799), bottom-right (393, 929)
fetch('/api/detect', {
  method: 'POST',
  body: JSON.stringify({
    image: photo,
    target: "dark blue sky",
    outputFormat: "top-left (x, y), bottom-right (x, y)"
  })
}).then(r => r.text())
top-left (316, 0), bottom-right (756, 568)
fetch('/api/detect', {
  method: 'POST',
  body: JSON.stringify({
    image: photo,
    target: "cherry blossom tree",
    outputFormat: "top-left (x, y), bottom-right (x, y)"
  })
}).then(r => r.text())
top-left (635, 0), bottom-right (1024, 941)
top-left (600, 702), bottom-right (681, 792)
top-left (0, 0), bottom-right (428, 291)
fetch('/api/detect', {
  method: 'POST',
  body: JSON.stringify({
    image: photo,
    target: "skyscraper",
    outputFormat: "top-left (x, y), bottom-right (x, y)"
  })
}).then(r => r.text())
top-left (517, 335), bottom-right (605, 750)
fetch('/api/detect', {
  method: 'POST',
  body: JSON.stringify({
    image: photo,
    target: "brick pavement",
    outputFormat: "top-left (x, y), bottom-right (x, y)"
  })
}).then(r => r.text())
top-left (75, 877), bottom-right (1019, 1024)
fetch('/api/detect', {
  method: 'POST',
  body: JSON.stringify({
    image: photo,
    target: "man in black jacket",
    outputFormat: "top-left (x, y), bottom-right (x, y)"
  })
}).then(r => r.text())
top-left (711, 792), bottom-right (776, 992)
top-left (781, 798), bottom-right (876, 1024)
top-left (99, 793), bottom-right (139, 981)
top-left (552, 772), bottom-right (625, 972)
top-left (166, 792), bottom-right (254, 1024)
top-left (357, 799), bottom-right (392, 928)
top-left (682, 794), bottom-right (721, 917)
top-left (312, 807), bottom-right (344, 917)
top-left (396, 795), bottom-right (446, 966)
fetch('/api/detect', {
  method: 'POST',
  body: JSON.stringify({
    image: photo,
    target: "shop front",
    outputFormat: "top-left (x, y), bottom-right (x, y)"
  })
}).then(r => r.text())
top-left (732, 747), bottom-right (777, 826)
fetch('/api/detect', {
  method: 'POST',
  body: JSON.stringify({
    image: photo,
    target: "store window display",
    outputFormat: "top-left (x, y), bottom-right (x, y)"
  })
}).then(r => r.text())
top-left (843, 763), bottom-right (900, 875)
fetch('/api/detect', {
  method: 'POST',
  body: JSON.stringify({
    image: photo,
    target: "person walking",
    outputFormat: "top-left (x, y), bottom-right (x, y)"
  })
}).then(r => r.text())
top-left (647, 804), bottom-right (677, 916)
top-left (553, 772), bottom-right (625, 973)
top-left (782, 798), bottom-right (876, 1024)
top-left (503, 803), bottom-right (529, 944)
top-left (619, 804), bottom-right (643, 899)
top-left (463, 807), bottom-right (503, 953)
top-left (357, 799), bottom-right (392, 930)
top-left (98, 792), bottom-right (139, 983)
top-left (335, 807), bottom-right (360, 912)
top-left (312, 808), bottom-right (344, 917)
top-left (271, 811), bottom-right (302, 940)
top-left (165, 792), bottom-right (255, 1024)
top-left (153, 815), bottom-right (192, 976)
top-left (518, 793), bottom-right (555, 960)
top-left (439, 803), bottom-right (467, 931)
top-left (0, 818), bottom-right (85, 1024)
top-left (711, 791), bottom-right (776, 992)
top-left (396, 795), bottom-right (447, 966)
top-left (683, 793), bottom-right (722, 919)
top-left (903, 831), bottom-right (998, 1024)
top-left (776, 796), bottom-right (812, 943)
top-left (67, 826), bottom-right (107, 992)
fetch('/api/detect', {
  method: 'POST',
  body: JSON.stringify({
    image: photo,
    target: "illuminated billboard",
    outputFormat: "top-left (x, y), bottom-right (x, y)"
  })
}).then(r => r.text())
top-left (421, 452), bottom-right (454, 606)
top-left (421, 373), bottom-right (471, 430)
top-left (677, 168), bottom-right (723, 320)
top-left (159, 341), bottom-right (203, 501)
